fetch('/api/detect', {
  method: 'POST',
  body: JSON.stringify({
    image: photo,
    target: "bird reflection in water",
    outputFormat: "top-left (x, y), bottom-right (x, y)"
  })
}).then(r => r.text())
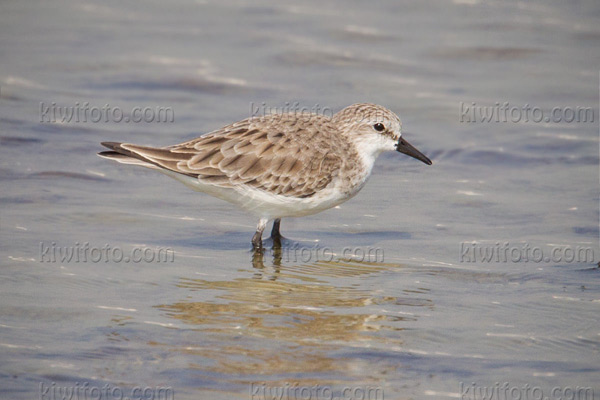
top-left (154, 241), bottom-right (433, 379)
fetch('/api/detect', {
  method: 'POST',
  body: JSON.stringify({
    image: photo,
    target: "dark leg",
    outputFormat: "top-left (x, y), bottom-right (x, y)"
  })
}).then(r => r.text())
top-left (271, 219), bottom-right (282, 240)
top-left (271, 218), bottom-right (283, 247)
top-left (252, 218), bottom-right (268, 249)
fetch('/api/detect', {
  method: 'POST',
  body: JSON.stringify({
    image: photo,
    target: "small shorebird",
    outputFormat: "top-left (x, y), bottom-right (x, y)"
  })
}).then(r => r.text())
top-left (98, 103), bottom-right (432, 248)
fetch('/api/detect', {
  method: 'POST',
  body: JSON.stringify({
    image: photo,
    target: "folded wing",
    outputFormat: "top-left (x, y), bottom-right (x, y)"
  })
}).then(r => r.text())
top-left (99, 116), bottom-right (342, 198)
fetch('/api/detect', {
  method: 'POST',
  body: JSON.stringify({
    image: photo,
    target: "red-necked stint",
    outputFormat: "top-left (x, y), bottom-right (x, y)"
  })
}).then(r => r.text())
top-left (99, 103), bottom-right (432, 248)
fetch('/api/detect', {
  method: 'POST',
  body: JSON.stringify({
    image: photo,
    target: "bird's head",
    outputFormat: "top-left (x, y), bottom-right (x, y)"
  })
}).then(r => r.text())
top-left (333, 103), bottom-right (432, 165)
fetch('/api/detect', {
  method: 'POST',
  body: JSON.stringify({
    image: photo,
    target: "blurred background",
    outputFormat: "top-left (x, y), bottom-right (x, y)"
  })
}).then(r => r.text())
top-left (1, 0), bottom-right (599, 399)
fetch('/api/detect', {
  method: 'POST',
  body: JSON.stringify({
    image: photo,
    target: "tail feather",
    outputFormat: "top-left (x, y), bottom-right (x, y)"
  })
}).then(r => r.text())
top-left (100, 142), bottom-right (142, 160)
top-left (100, 141), bottom-right (122, 151)
top-left (98, 142), bottom-right (196, 176)
top-left (98, 148), bottom-right (160, 169)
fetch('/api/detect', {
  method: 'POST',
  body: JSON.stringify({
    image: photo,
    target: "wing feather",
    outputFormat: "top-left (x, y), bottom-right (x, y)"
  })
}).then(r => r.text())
top-left (103, 114), bottom-right (344, 198)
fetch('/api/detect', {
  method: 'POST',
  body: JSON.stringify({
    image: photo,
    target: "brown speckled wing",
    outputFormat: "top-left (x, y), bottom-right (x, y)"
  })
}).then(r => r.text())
top-left (119, 114), bottom-right (343, 198)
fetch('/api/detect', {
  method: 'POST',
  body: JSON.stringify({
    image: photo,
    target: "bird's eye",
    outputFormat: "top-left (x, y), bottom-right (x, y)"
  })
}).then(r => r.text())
top-left (373, 123), bottom-right (385, 132)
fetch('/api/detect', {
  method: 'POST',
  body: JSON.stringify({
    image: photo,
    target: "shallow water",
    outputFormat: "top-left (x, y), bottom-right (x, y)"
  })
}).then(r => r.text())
top-left (1, 0), bottom-right (599, 399)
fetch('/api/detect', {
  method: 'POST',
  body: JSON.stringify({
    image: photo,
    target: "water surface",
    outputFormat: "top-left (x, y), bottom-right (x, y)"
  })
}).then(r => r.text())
top-left (1, 0), bottom-right (599, 399)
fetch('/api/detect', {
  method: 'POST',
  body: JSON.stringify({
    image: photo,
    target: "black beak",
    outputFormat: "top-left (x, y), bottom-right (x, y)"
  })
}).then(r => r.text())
top-left (395, 136), bottom-right (432, 165)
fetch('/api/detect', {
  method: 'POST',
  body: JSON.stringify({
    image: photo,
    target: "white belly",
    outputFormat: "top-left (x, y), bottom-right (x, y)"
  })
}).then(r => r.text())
top-left (161, 169), bottom-right (368, 220)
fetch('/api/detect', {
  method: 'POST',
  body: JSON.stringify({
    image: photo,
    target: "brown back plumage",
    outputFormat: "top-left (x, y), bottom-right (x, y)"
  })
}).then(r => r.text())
top-left (101, 113), bottom-right (350, 198)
